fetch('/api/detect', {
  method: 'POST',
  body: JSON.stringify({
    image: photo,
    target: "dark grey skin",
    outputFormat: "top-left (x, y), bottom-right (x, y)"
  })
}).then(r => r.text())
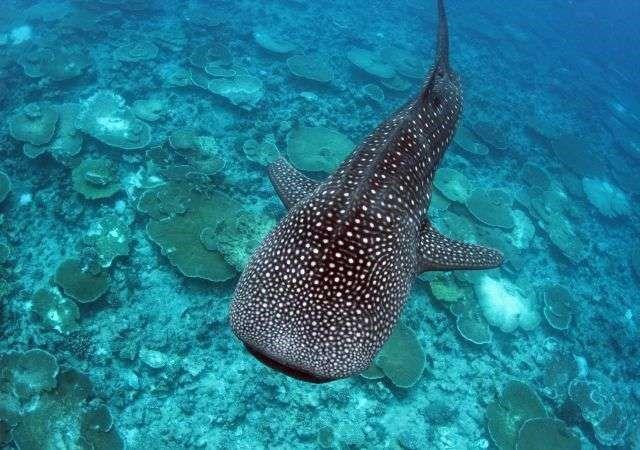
top-left (230, 0), bottom-right (503, 383)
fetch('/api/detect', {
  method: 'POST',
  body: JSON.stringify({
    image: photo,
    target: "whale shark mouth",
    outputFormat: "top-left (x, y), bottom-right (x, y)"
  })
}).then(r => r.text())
top-left (243, 343), bottom-right (334, 384)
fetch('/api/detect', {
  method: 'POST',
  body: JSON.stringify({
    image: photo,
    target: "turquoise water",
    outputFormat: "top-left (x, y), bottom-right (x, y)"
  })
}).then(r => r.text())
top-left (0, 0), bottom-right (639, 449)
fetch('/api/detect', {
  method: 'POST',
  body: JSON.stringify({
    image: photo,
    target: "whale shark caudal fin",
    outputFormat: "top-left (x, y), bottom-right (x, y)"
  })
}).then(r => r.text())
top-left (417, 220), bottom-right (504, 272)
top-left (268, 158), bottom-right (318, 209)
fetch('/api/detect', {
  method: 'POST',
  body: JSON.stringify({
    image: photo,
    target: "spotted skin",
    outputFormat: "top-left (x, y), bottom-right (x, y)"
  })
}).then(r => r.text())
top-left (230, 0), bottom-right (503, 382)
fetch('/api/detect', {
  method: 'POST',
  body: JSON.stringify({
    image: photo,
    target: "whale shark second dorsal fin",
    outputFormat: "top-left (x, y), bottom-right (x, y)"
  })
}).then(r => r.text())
top-left (268, 158), bottom-right (319, 209)
top-left (417, 220), bottom-right (504, 272)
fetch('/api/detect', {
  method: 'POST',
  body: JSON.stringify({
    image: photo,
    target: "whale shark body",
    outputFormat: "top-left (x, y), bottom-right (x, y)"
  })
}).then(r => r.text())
top-left (230, 0), bottom-right (503, 382)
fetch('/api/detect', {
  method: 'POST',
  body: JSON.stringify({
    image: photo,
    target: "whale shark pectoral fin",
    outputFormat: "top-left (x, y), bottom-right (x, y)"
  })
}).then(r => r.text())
top-left (417, 222), bottom-right (504, 272)
top-left (268, 158), bottom-right (319, 209)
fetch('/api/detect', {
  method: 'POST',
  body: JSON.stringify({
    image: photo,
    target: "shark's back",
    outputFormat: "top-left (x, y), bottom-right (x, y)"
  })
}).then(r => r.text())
top-left (230, 0), bottom-right (503, 383)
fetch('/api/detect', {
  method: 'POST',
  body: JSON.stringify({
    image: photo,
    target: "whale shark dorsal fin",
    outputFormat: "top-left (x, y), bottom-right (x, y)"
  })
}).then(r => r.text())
top-left (417, 220), bottom-right (504, 272)
top-left (268, 158), bottom-right (319, 209)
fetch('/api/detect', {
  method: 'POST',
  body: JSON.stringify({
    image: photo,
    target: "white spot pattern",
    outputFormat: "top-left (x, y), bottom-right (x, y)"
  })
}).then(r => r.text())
top-left (230, 1), bottom-right (502, 381)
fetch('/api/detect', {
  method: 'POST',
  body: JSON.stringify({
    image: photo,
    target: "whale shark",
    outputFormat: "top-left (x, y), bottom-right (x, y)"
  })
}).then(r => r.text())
top-left (230, 0), bottom-right (503, 383)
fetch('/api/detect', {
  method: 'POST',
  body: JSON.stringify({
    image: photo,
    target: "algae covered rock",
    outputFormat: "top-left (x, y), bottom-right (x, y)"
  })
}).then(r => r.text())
top-left (363, 322), bottom-right (425, 388)
top-left (72, 158), bottom-right (121, 200)
top-left (9, 103), bottom-right (59, 146)
top-left (76, 91), bottom-right (151, 150)
top-left (486, 380), bottom-right (547, 450)
top-left (54, 259), bottom-right (109, 303)
top-left (286, 126), bottom-right (354, 173)
top-left (32, 288), bottom-right (80, 334)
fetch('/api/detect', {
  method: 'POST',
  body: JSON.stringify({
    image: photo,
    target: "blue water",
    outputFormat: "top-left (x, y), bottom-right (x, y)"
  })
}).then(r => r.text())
top-left (0, 0), bottom-right (638, 449)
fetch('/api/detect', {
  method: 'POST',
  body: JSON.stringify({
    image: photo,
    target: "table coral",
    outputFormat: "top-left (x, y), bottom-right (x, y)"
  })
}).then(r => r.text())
top-left (286, 126), bottom-right (353, 173)
top-left (486, 380), bottom-right (547, 450)
top-left (367, 322), bottom-right (425, 388)
top-left (581, 177), bottom-right (630, 218)
top-left (466, 188), bottom-right (515, 229)
top-left (72, 158), bottom-right (121, 200)
top-left (347, 47), bottom-right (396, 79)
top-left (76, 91), bottom-right (151, 150)
top-left (54, 259), bottom-right (109, 303)
top-left (286, 54), bottom-right (333, 83)
top-left (9, 103), bottom-right (59, 146)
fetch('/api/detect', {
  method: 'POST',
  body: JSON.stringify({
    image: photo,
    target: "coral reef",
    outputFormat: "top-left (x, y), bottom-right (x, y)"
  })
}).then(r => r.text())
top-left (0, 1), bottom-right (637, 448)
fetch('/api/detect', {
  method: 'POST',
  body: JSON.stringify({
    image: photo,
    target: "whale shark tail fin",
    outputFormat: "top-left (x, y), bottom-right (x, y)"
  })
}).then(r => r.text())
top-left (435, 0), bottom-right (449, 71)
top-left (417, 221), bottom-right (504, 272)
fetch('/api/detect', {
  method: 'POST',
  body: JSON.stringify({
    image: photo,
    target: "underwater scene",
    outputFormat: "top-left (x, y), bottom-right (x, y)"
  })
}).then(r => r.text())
top-left (1, 0), bottom-right (639, 448)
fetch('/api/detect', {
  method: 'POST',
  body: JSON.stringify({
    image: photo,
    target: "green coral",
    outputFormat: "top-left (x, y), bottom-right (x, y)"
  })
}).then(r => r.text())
top-left (1, 349), bottom-right (59, 399)
top-left (516, 418), bottom-right (580, 450)
top-left (0, 353), bottom-right (124, 450)
top-left (9, 103), bottom-right (59, 146)
top-left (83, 215), bottom-right (130, 267)
top-left (143, 182), bottom-right (237, 282)
top-left (76, 91), bottom-right (151, 150)
top-left (466, 188), bottom-right (515, 229)
top-left (113, 41), bottom-right (159, 62)
top-left (286, 54), bottom-right (333, 83)
top-left (434, 167), bottom-right (472, 203)
top-left (542, 284), bottom-right (573, 330)
top-left (253, 29), bottom-right (296, 54)
top-left (453, 126), bottom-right (489, 156)
top-left (23, 103), bottom-right (84, 161)
top-left (486, 380), bottom-right (547, 450)
top-left (54, 259), bottom-right (109, 303)
top-left (189, 43), bottom-right (233, 70)
top-left (568, 379), bottom-right (628, 446)
top-left (242, 136), bottom-right (280, 166)
top-left (286, 126), bottom-right (353, 173)
top-left (347, 47), bottom-right (396, 79)
top-left (449, 300), bottom-right (492, 345)
top-left (200, 210), bottom-right (276, 272)
top-left (18, 48), bottom-right (90, 81)
top-left (207, 75), bottom-right (264, 110)
top-left (72, 158), bottom-right (120, 200)
top-left (363, 322), bottom-right (425, 388)
top-left (32, 288), bottom-right (80, 334)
